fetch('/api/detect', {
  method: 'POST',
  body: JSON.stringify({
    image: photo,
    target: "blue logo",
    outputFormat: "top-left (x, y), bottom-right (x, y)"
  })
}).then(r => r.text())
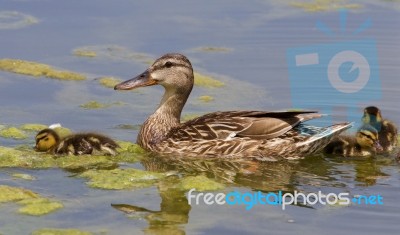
top-left (287, 10), bottom-right (381, 125)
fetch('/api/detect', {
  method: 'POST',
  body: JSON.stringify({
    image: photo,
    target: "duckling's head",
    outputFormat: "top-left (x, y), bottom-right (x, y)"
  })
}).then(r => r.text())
top-left (362, 106), bottom-right (383, 127)
top-left (356, 124), bottom-right (383, 151)
top-left (114, 53), bottom-right (194, 93)
top-left (35, 128), bottom-right (60, 152)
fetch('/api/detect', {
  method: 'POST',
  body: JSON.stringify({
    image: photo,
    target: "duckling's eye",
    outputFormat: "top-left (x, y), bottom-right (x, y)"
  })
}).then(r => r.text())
top-left (44, 137), bottom-right (49, 141)
top-left (165, 61), bottom-right (173, 68)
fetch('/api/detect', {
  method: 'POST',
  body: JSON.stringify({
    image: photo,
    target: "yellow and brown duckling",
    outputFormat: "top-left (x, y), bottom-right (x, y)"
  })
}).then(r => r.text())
top-left (35, 128), bottom-right (119, 156)
top-left (324, 124), bottom-right (383, 157)
top-left (362, 106), bottom-right (398, 153)
top-left (114, 53), bottom-right (351, 160)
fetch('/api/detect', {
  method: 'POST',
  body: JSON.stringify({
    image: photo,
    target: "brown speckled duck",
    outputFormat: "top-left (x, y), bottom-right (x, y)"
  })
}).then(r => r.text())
top-left (324, 124), bottom-right (383, 157)
top-left (362, 106), bottom-right (398, 153)
top-left (114, 53), bottom-right (351, 161)
top-left (35, 128), bottom-right (119, 156)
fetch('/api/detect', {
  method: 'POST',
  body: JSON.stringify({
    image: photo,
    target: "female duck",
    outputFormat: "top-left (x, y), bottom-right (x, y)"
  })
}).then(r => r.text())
top-left (324, 124), bottom-right (383, 157)
top-left (362, 106), bottom-right (398, 153)
top-left (114, 53), bottom-right (351, 161)
top-left (35, 128), bottom-right (119, 156)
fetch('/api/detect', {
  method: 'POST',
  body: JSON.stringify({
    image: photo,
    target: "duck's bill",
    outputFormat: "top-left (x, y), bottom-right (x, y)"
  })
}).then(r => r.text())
top-left (114, 70), bottom-right (157, 90)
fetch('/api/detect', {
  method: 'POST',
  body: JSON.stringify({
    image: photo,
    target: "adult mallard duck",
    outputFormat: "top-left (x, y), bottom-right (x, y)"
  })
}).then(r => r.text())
top-left (35, 128), bottom-right (119, 156)
top-left (324, 124), bottom-right (383, 157)
top-left (114, 53), bottom-right (351, 161)
top-left (362, 106), bottom-right (398, 153)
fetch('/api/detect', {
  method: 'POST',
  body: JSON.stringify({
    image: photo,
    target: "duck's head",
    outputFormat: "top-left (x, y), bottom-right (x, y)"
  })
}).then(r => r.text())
top-left (356, 124), bottom-right (383, 152)
top-left (362, 106), bottom-right (383, 127)
top-left (35, 128), bottom-right (60, 152)
top-left (114, 53), bottom-right (194, 94)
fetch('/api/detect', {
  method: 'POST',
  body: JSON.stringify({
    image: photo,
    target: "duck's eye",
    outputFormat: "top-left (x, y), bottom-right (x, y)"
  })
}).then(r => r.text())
top-left (44, 137), bottom-right (49, 141)
top-left (165, 61), bottom-right (173, 68)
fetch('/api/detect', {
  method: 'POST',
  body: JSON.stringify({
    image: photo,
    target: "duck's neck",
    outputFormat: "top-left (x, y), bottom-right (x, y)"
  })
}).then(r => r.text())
top-left (138, 87), bottom-right (191, 150)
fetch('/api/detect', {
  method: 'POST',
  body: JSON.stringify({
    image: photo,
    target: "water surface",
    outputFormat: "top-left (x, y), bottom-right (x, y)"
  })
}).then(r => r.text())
top-left (0, 0), bottom-right (399, 234)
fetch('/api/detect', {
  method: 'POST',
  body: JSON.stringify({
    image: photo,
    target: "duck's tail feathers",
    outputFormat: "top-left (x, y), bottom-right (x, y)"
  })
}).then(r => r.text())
top-left (298, 113), bottom-right (328, 123)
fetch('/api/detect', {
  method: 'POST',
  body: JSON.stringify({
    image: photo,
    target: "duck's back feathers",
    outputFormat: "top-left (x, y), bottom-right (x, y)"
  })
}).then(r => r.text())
top-left (156, 110), bottom-right (352, 160)
top-left (55, 133), bottom-right (119, 156)
top-left (167, 110), bottom-right (322, 142)
top-left (379, 120), bottom-right (398, 152)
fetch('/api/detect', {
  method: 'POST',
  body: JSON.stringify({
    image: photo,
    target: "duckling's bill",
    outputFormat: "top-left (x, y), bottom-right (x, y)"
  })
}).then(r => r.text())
top-left (114, 70), bottom-right (157, 90)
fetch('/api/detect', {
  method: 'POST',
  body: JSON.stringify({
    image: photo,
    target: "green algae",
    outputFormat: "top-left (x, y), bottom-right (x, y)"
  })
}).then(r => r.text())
top-left (0, 11), bottom-right (39, 30)
top-left (114, 124), bottom-right (141, 130)
top-left (113, 142), bottom-right (146, 163)
top-left (194, 72), bottom-right (224, 88)
top-left (0, 185), bottom-right (64, 215)
top-left (0, 146), bottom-right (57, 168)
top-left (79, 101), bottom-right (107, 109)
top-left (98, 77), bottom-right (123, 88)
top-left (79, 101), bottom-right (126, 109)
top-left (18, 198), bottom-right (63, 216)
top-left (56, 156), bottom-right (117, 172)
top-left (0, 59), bottom-right (86, 80)
top-left (79, 168), bottom-right (166, 190)
top-left (72, 49), bottom-right (97, 58)
top-left (181, 113), bottom-right (201, 122)
top-left (20, 123), bottom-right (48, 132)
top-left (0, 127), bottom-right (28, 139)
top-left (72, 45), bottom-right (154, 64)
top-left (290, 0), bottom-right (362, 12)
top-left (0, 146), bottom-right (117, 170)
top-left (193, 46), bottom-right (233, 53)
top-left (12, 173), bottom-right (36, 181)
top-left (0, 138), bottom-right (143, 170)
top-left (198, 95), bottom-right (214, 103)
top-left (178, 175), bottom-right (225, 191)
top-left (32, 228), bottom-right (92, 235)
top-left (53, 126), bottom-right (72, 139)
top-left (0, 185), bottom-right (38, 202)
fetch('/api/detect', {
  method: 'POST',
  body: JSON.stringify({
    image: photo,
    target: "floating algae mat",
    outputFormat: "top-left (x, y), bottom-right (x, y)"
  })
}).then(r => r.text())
top-left (19, 123), bottom-right (49, 132)
top-left (0, 185), bottom-right (63, 216)
top-left (181, 113), bottom-right (202, 122)
top-left (289, 0), bottom-right (362, 12)
top-left (31, 228), bottom-right (92, 235)
top-left (79, 168), bottom-right (166, 190)
top-left (178, 175), bottom-right (225, 191)
top-left (0, 140), bottom-right (143, 170)
top-left (0, 127), bottom-right (28, 139)
top-left (194, 72), bottom-right (224, 88)
top-left (79, 100), bottom-right (126, 109)
top-left (0, 11), bottom-right (39, 30)
top-left (0, 59), bottom-right (86, 80)
top-left (12, 173), bottom-right (36, 181)
top-left (72, 49), bottom-right (97, 58)
top-left (97, 77), bottom-right (123, 88)
top-left (0, 124), bottom-right (67, 140)
top-left (198, 95), bottom-right (214, 103)
top-left (192, 46), bottom-right (233, 53)
top-left (72, 45), bottom-right (154, 64)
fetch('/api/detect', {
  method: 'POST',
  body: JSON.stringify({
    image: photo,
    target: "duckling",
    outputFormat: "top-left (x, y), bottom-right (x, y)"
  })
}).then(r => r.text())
top-left (362, 106), bottom-right (398, 152)
top-left (35, 128), bottom-right (119, 156)
top-left (324, 124), bottom-right (383, 157)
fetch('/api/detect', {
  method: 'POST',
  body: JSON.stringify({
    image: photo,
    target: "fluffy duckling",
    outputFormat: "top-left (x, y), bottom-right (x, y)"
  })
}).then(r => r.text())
top-left (324, 124), bottom-right (383, 157)
top-left (362, 106), bottom-right (398, 152)
top-left (35, 128), bottom-right (119, 156)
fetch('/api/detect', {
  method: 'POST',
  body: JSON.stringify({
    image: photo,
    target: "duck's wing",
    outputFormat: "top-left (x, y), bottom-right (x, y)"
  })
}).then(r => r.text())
top-left (167, 110), bottom-right (323, 141)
